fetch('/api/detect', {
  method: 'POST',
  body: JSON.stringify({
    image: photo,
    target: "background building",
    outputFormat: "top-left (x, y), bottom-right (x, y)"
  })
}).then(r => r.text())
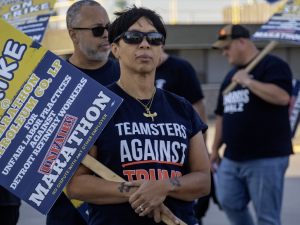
top-left (41, 0), bottom-right (300, 117)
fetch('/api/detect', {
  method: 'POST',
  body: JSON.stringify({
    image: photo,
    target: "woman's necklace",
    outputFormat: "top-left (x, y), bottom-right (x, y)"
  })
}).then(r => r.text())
top-left (117, 79), bottom-right (157, 121)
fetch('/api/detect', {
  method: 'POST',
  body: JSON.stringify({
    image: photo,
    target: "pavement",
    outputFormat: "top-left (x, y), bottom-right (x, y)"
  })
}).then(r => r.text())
top-left (16, 119), bottom-right (300, 225)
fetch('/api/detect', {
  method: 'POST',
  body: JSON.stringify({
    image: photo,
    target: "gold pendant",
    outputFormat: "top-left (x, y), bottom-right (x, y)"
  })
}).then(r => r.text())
top-left (143, 108), bottom-right (157, 121)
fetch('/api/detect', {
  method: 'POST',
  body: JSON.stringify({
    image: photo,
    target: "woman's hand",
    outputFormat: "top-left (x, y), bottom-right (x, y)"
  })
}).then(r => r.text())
top-left (125, 180), bottom-right (181, 224)
top-left (147, 203), bottom-right (180, 224)
top-left (125, 179), bottom-right (170, 216)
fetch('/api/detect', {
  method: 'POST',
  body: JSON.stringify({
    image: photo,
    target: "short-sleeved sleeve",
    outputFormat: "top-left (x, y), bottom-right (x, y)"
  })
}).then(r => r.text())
top-left (214, 87), bottom-right (224, 116)
top-left (257, 56), bottom-right (292, 94)
top-left (178, 61), bottom-right (204, 104)
top-left (155, 56), bottom-right (204, 105)
top-left (184, 99), bottom-right (208, 138)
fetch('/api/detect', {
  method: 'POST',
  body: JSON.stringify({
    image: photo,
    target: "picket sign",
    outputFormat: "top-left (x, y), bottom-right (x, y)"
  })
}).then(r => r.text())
top-left (0, 0), bottom-right (56, 43)
top-left (223, 0), bottom-right (300, 94)
top-left (0, 18), bottom-right (122, 215)
top-left (221, 0), bottom-right (300, 137)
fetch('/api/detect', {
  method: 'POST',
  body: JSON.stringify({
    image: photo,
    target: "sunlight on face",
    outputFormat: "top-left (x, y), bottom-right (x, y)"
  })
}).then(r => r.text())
top-left (77, 5), bottom-right (111, 61)
top-left (116, 16), bottom-right (164, 75)
top-left (78, 34), bottom-right (110, 61)
top-left (222, 39), bottom-right (242, 66)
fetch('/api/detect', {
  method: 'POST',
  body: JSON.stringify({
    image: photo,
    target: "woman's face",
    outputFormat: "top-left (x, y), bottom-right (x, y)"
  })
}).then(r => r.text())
top-left (112, 16), bottom-right (164, 75)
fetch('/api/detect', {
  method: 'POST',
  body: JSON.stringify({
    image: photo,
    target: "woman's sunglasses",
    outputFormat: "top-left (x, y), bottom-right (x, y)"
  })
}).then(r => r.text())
top-left (113, 31), bottom-right (165, 45)
top-left (72, 26), bottom-right (109, 37)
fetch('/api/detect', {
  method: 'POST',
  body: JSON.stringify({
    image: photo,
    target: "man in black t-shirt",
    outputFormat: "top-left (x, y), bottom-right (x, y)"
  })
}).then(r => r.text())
top-left (156, 51), bottom-right (207, 140)
top-left (46, 1), bottom-right (119, 225)
top-left (210, 25), bottom-right (293, 225)
top-left (0, 185), bottom-right (20, 225)
top-left (156, 52), bottom-right (211, 225)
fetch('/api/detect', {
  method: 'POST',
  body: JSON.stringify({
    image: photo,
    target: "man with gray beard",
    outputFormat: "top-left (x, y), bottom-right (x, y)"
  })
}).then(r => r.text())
top-left (67, 0), bottom-right (110, 68)
top-left (46, 1), bottom-right (119, 225)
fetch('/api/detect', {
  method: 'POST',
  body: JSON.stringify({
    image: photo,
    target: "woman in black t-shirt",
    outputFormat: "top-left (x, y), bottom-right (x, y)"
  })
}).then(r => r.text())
top-left (66, 6), bottom-right (210, 225)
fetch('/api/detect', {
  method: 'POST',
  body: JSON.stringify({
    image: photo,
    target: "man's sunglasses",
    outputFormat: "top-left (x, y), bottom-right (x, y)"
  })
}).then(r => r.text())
top-left (113, 31), bottom-right (165, 45)
top-left (72, 26), bottom-right (109, 37)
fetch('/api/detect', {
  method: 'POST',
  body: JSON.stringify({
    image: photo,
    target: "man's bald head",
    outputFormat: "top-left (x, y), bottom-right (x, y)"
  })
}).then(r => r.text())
top-left (66, 0), bottom-right (102, 29)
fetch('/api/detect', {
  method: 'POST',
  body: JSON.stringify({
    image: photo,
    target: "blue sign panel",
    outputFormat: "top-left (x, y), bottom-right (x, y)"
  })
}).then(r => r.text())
top-left (290, 78), bottom-right (300, 138)
top-left (0, 0), bottom-right (56, 43)
top-left (252, 0), bottom-right (300, 44)
top-left (0, 19), bottom-right (122, 215)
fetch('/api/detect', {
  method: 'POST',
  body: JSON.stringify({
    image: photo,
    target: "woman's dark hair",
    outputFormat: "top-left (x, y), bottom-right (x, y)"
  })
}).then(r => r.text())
top-left (108, 5), bottom-right (166, 44)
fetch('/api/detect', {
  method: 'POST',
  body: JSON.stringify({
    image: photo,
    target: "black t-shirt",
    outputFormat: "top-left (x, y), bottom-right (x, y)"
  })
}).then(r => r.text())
top-left (155, 55), bottom-right (204, 104)
top-left (69, 58), bottom-right (120, 86)
top-left (0, 185), bottom-right (20, 206)
top-left (215, 54), bottom-right (293, 161)
top-left (47, 58), bottom-right (120, 225)
top-left (89, 83), bottom-right (207, 225)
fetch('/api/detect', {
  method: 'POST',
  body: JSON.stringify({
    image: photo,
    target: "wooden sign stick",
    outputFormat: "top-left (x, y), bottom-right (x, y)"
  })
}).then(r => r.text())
top-left (222, 40), bottom-right (279, 95)
top-left (81, 154), bottom-right (187, 225)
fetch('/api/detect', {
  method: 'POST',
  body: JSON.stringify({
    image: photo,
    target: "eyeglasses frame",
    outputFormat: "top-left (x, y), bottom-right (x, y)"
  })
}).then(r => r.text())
top-left (72, 25), bottom-right (110, 37)
top-left (113, 31), bottom-right (165, 45)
